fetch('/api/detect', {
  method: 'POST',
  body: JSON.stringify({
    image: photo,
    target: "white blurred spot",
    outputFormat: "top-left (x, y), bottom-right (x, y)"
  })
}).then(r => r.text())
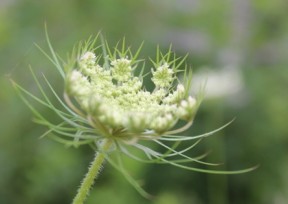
top-left (191, 66), bottom-right (244, 99)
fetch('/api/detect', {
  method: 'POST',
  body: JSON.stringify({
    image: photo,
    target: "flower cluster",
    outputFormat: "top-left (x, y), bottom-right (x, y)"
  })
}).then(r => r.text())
top-left (14, 34), bottom-right (255, 202)
top-left (67, 50), bottom-right (199, 135)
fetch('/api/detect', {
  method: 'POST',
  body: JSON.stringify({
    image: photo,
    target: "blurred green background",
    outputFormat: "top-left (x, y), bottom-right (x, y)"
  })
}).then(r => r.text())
top-left (1, 0), bottom-right (288, 203)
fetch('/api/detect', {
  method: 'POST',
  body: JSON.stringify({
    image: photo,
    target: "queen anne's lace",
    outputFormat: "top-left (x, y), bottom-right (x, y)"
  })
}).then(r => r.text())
top-left (14, 35), bottom-right (256, 204)
top-left (67, 51), bottom-right (198, 134)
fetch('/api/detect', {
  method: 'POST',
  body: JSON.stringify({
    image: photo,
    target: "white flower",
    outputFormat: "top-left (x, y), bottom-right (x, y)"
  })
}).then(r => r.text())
top-left (110, 58), bottom-right (132, 82)
top-left (177, 96), bottom-right (197, 120)
top-left (163, 84), bottom-right (185, 104)
top-left (152, 62), bottom-right (174, 88)
top-left (66, 51), bottom-right (198, 134)
top-left (16, 36), bottom-right (255, 203)
top-left (68, 70), bottom-right (91, 98)
top-left (80, 51), bottom-right (96, 61)
top-left (79, 51), bottom-right (96, 71)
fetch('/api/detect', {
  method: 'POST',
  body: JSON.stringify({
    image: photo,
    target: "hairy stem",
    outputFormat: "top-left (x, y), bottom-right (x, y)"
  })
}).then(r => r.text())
top-left (73, 139), bottom-right (113, 204)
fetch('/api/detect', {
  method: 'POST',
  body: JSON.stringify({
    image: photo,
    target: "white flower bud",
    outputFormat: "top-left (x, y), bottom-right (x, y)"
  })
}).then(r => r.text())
top-left (188, 96), bottom-right (196, 107)
top-left (180, 100), bottom-right (188, 108)
top-left (70, 70), bottom-right (82, 82)
top-left (177, 84), bottom-right (185, 93)
top-left (80, 52), bottom-right (96, 62)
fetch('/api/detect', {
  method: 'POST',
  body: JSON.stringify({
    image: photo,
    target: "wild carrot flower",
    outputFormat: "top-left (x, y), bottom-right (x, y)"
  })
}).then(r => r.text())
top-left (13, 30), bottom-right (256, 204)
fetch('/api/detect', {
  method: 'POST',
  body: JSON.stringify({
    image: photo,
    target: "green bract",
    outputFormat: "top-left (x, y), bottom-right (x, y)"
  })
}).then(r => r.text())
top-left (13, 31), bottom-right (256, 203)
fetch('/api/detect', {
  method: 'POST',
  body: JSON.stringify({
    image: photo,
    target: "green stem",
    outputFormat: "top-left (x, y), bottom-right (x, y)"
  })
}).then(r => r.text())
top-left (72, 139), bottom-right (113, 204)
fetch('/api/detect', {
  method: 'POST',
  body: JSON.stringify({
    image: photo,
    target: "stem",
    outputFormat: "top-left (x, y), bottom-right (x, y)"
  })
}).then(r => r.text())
top-left (72, 139), bottom-right (113, 204)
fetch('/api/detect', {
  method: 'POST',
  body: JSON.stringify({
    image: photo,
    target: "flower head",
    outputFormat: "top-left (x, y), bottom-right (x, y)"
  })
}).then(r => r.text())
top-left (66, 50), bottom-right (198, 135)
top-left (152, 62), bottom-right (174, 88)
top-left (110, 57), bottom-right (132, 82)
top-left (14, 33), bottom-right (256, 199)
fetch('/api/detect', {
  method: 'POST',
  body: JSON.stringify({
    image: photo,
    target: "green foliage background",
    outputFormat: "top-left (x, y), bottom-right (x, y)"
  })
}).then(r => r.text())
top-left (1, 0), bottom-right (288, 203)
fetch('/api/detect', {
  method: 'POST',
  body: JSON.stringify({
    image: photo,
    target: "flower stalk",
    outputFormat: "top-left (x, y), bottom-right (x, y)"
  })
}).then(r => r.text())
top-left (73, 139), bottom-right (113, 204)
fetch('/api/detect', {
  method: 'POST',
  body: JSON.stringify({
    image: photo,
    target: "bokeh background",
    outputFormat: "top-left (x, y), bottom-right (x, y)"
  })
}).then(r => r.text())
top-left (1, 0), bottom-right (288, 203)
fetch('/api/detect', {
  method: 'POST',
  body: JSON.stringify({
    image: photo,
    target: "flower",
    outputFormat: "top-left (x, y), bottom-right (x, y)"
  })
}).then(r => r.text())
top-left (110, 57), bottom-right (132, 82)
top-left (66, 50), bottom-right (198, 135)
top-left (14, 33), bottom-right (256, 201)
top-left (152, 62), bottom-right (174, 88)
